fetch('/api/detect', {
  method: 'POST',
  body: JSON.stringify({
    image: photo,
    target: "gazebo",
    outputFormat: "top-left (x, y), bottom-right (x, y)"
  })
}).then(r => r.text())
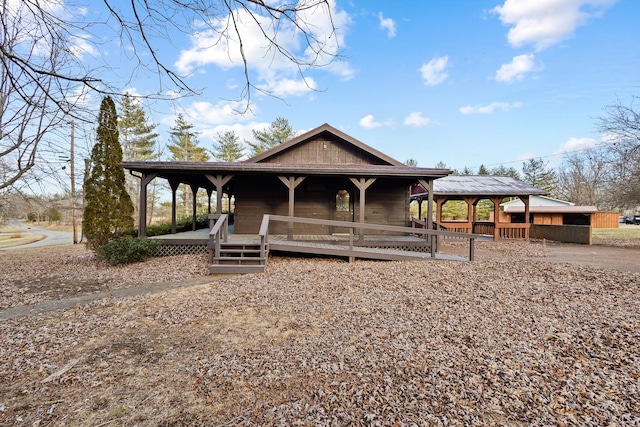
top-left (411, 175), bottom-right (547, 240)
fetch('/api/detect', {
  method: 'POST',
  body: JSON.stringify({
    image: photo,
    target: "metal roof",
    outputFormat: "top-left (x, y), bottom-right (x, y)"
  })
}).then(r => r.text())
top-left (503, 205), bottom-right (598, 214)
top-left (412, 175), bottom-right (548, 197)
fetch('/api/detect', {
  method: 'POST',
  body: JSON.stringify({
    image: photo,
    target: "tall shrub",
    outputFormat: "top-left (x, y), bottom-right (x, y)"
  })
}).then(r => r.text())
top-left (84, 96), bottom-right (134, 249)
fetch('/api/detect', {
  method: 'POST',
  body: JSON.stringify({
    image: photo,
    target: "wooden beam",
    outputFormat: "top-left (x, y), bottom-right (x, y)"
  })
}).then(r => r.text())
top-left (168, 179), bottom-right (180, 234)
top-left (349, 177), bottom-right (376, 240)
top-left (491, 197), bottom-right (503, 241)
top-left (417, 179), bottom-right (433, 230)
top-left (190, 183), bottom-right (199, 231)
top-left (278, 176), bottom-right (306, 239)
top-left (523, 195), bottom-right (530, 241)
top-left (205, 174), bottom-right (234, 214)
top-left (138, 173), bottom-right (156, 237)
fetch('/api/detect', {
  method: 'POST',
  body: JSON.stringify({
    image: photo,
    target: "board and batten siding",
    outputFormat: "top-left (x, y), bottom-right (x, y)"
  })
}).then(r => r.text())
top-left (233, 175), bottom-right (411, 234)
top-left (259, 136), bottom-right (389, 165)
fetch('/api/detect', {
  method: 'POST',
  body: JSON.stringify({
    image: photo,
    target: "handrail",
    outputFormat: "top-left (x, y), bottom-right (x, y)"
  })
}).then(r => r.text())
top-left (208, 214), bottom-right (228, 262)
top-left (258, 214), bottom-right (270, 260)
top-left (263, 214), bottom-right (478, 261)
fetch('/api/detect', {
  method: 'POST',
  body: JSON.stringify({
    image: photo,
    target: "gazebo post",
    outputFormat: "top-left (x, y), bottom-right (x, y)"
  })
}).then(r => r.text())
top-left (523, 195), bottom-right (530, 240)
top-left (491, 197), bottom-right (503, 241)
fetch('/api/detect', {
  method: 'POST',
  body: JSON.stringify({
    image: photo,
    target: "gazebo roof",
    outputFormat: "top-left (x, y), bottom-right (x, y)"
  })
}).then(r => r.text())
top-left (411, 175), bottom-right (548, 198)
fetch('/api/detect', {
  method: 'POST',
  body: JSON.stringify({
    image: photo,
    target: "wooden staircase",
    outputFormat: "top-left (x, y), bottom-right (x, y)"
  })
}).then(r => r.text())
top-left (207, 213), bottom-right (268, 275)
top-left (209, 241), bottom-right (268, 274)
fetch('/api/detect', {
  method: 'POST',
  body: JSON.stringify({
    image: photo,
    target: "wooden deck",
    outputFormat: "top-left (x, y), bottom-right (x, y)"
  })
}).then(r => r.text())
top-left (155, 214), bottom-right (478, 273)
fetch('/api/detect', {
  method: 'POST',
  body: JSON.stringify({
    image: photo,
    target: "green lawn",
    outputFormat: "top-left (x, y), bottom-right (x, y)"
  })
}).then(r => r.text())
top-left (593, 224), bottom-right (640, 239)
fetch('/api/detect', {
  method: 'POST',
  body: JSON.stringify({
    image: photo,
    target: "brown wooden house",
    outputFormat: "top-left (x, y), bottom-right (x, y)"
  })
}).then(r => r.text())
top-left (123, 123), bottom-right (450, 238)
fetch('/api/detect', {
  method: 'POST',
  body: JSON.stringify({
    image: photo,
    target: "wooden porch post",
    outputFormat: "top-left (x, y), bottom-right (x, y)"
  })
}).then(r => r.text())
top-left (464, 197), bottom-right (475, 234)
top-left (417, 179), bottom-right (433, 230)
top-left (190, 184), bottom-right (199, 231)
top-left (349, 177), bottom-right (376, 240)
top-left (138, 173), bottom-right (156, 237)
top-left (168, 179), bottom-right (180, 234)
top-left (435, 197), bottom-right (444, 226)
top-left (205, 174), bottom-right (234, 214)
top-left (523, 195), bottom-right (530, 240)
top-left (491, 197), bottom-right (503, 241)
top-left (278, 176), bottom-right (306, 240)
top-left (207, 188), bottom-right (213, 214)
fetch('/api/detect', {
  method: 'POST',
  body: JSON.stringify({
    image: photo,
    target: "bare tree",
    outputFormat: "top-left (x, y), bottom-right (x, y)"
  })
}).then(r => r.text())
top-left (0, 0), bottom-right (83, 191)
top-left (596, 95), bottom-right (640, 208)
top-left (556, 149), bottom-right (610, 208)
top-left (1, 0), bottom-right (340, 190)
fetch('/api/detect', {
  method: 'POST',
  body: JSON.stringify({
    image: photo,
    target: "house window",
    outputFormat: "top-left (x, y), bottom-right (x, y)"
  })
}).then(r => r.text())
top-left (336, 190), bottom-right (350, 212)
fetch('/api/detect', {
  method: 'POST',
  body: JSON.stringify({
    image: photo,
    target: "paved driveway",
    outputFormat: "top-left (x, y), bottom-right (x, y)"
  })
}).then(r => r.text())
top-left (1, 221), bottom-right (74, 250)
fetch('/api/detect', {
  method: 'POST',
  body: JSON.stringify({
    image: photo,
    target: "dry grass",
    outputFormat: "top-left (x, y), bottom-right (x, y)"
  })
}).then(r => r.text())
top-left (0, 243), bottom-right (639, 426)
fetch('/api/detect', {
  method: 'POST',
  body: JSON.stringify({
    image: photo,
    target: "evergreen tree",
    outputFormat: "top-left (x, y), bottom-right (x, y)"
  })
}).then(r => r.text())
top-left (404, 158), bottom-right (418, 167)
top-left (478, 164), bottom-right (490, 175)
top-left (211, 130), bottom-right (245, 162)
top-left (168, 114), bottom-right (208, 162)
top-left (119, 94), bottom-right (160, 161)
top-left (118, 94), bottom-right (160, 225)
top-left (522, 158), bottom-right (557, 194)
top-left (84, 96), bottom-right (134, 249)
top-left (247, 117), bottom-right (296, 156)
top-left (490, 165), bottom-right (521, 180)
top-left (167, 114), bottom-right (208, 215)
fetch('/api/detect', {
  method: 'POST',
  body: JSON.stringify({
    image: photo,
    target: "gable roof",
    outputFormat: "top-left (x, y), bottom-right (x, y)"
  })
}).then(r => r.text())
top-left (244, 123), bottom-right (404, 166)
top-left (502, 195), bottom-right (575, 208)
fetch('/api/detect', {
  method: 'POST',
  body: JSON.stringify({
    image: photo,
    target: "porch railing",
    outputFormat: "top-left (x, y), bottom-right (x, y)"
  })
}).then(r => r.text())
top-left (208, 214), bottom-right (229, 262)
top-left (260, 215), bottom-right (479, 261)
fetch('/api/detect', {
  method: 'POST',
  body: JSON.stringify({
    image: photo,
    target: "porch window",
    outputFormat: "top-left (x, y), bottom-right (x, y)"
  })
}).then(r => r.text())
top-left (336, 189), bottom-right (350, 212)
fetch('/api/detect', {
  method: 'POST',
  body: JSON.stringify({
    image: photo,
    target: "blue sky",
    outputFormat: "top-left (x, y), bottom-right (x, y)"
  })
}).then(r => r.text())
top-left (89, 0), bottom-right (640, 172)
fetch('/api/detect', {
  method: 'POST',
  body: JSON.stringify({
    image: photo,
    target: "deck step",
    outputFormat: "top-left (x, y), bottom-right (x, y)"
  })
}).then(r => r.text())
top-left (209, 264), bottom-right (266, 274)
top-left (214, 256), bottom-right (267, 265)
top-left (218, 249), bottom-right (262, 255)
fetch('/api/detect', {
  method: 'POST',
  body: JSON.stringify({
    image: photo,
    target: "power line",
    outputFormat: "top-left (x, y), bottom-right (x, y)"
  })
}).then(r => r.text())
top-left (468, 141), bottom-right (610, 170)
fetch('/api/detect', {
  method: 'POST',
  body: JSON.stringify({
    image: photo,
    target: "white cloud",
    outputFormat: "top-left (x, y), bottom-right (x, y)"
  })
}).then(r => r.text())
top-left (492, 0), bottom-right (617, 51)
top-left (174, 1), bottom-right (352, 95)
top-left (419, 56), bottom-right (449, 86)
top-left (359, 114), bottom-right (383, 129)
top-left (404, 112), bottom-right (431, 127)
top-left (378, 12), bottom-right (396, 38)
top-left (495, 54), bottom-right (537, 82)
top-left (257, 77), bottom-right (317, 97)
top-left (459, 101), bottom-right (522, 115)
top-left (554, 136), bottom-right (599, 154)
top-left (185, 101), bottom-right (249, 125)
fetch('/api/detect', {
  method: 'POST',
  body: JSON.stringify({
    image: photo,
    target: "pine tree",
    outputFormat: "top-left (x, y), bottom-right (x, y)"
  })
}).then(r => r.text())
top-left (83, 96), bottom-right (134, 249)
top-left (522, 158), bottom-right (557, 194)
top-left (211, 130), bottom-right (244, 162)
top-left (118, 94), bottom-right (160, 225)
top-left (490, 165), bottom-right (521, 180)
top-left (478, 164), bottom-right (490, 175)
top-left (119, 94), bottom-right (159, 161)
top-left (167, 114), bottom-right (208, 215)
top-left (247, 117), bottom-right (296, 156)
top-left (404, 158), bottom-right (418, 167)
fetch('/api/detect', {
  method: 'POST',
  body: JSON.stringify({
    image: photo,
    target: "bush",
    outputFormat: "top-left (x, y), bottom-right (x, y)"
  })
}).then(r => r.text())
top-left (96, 237), bottom-right (162, 265)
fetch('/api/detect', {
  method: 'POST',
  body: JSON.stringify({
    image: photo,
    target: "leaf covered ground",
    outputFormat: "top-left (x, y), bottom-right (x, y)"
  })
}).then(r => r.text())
top-left (0, 242), bottom-right (639, 426)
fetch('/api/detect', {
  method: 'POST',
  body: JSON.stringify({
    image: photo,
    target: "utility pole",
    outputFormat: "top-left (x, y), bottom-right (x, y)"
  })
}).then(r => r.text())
top-left (70, 121), bottom-right (78, 244)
